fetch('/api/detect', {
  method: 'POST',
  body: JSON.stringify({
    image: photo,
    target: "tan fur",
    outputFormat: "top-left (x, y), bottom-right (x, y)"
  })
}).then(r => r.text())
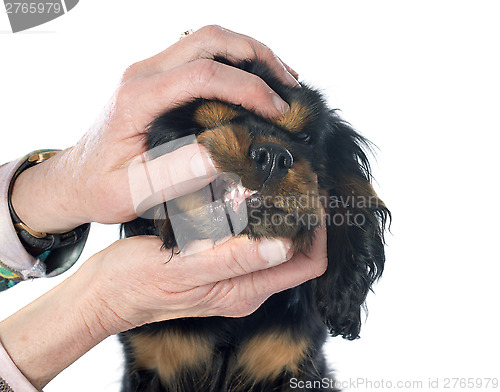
top-left (194, 101), bottom-right (239, 128)
top-left (195, 126), bottom-right (321, 251)
top-left (197, 126), bottom-right (258, 189)
top-left (129, 331), bottom-right (213, 384)
top-left (338, 176), bottom-right (387, 211)
top-left (275, 101), bottom-right (311, 133)
top-left (234, 331), bottom-right (309, 381)
top-left (194, 100), bottom-right (312, 134)
top-left (174, 189), bottom-right (209, 214)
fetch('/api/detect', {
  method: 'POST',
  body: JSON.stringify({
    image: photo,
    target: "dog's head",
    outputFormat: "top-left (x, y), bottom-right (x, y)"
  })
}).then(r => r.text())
top-left (123, 58), bottom-right (390, 340)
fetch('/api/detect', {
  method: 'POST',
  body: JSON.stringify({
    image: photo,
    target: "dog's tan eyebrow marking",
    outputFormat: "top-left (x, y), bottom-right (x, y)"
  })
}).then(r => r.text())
top-left (274, 101), bottom-right (311, 133)
top-left (194, 101), bottom-right (240, 128)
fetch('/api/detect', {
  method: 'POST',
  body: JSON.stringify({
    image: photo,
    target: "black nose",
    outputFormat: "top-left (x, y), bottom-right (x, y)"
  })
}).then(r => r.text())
top-left (249, 142), bottom-right (293, 184)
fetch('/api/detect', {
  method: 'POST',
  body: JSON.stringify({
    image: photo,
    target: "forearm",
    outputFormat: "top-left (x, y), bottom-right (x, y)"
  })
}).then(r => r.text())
top-left (0, 262), bottom-right (111, 390)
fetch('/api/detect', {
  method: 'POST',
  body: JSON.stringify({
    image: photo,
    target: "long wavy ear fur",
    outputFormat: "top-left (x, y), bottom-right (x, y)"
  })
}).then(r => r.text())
top-left (316, 112), bottom-right (390, 340)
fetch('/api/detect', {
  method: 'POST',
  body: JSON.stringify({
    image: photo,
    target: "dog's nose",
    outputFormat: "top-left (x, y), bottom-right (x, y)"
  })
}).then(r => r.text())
top-left (249, 142), bottom-right (293, 184)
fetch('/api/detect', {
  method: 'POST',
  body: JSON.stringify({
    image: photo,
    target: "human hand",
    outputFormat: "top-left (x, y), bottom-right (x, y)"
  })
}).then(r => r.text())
top-left (0, 220), bottom-right (325, 389)
top-left (11, 25), bottom-right (299, 233)
top-left (82, 226), bottom-right (327, 336)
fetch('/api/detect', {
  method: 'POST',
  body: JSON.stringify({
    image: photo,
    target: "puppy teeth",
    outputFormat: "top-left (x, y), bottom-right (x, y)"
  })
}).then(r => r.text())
top-left (221, 183), bottom-right (257, 211)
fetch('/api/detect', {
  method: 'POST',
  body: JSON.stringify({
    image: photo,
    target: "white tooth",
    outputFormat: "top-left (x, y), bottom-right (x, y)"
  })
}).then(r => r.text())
top-left (243, 188), bottom-right (257, 198)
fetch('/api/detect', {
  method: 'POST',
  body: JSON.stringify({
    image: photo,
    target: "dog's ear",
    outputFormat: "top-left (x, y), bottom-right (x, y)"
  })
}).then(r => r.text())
top-left (120, 208), bottom-right (177, 249)
top-left (316, 113), bottom-right (390, 340)
top-left (121, 217), bottom-right (157, 238)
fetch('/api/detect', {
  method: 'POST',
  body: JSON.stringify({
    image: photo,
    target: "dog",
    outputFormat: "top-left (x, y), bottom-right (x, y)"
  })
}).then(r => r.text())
top-left (119, 57), bottom-right (390, 392)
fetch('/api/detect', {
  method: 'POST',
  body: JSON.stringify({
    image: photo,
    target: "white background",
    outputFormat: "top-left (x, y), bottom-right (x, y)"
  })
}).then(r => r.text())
top-left (1, 1), bottom-right (499, 391)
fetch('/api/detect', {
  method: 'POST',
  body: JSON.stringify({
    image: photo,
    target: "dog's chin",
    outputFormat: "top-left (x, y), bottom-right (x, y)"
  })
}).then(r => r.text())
top-left (226, 182), bottom-right (321, 250)
top-left (243, 203), bottom-right (319, 250)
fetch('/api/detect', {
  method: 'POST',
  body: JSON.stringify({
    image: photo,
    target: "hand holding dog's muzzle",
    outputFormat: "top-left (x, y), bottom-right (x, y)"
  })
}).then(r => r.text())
top-left (79, 219), bottom-right (327, 335)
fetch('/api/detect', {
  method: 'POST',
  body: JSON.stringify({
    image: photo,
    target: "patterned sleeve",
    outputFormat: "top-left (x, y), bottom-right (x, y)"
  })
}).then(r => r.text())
top-left (0, 159), bottom-right (45, 292)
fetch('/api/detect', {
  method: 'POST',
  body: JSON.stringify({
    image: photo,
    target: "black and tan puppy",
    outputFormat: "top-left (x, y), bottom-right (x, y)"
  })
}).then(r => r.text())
top-left (120, 57), bottom-right (390, 392)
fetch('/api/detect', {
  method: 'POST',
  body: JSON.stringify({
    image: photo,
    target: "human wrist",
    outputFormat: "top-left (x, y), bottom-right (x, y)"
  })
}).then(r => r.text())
top-left (0, 263), bottom-right (110, 389)
top-left (10, 148), bottom-right (89, 234)
top-left (75, 253), bottom-right (137, 337)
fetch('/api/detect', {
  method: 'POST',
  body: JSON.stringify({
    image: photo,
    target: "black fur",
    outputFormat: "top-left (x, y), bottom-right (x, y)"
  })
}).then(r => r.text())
top-left (119, 57), bottom-right (390, 391)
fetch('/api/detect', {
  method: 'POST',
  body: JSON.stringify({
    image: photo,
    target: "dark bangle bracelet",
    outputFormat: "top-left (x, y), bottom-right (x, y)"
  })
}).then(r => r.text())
top-left (7, 150), bottom-right (90, 273)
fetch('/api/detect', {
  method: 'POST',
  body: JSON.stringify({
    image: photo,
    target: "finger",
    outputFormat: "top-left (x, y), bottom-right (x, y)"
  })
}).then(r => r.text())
top-left (124, 59), bottom-right (290, 128)
top-left (277, 55), bottom-right (299, 80)
top-left (210, 27), bottom-right (299, 86)
top-left (243, 222), bottom-right (328, 297)
top-left (127, 25), bottom-right (300, 87)
top-left (127, 144), bottom-right (218, 215)
top-left (195, 25), bottom-right (299, 87)
top-left (200, 223), bottom-right (328, 318)
top-left (169, 236), bottom-right (294, 286)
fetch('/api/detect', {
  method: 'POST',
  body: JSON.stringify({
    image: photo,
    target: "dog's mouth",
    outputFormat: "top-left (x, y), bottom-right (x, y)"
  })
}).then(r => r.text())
top-left (210, 173), bottom-right (320, 238)
top-left (162, 172), bottom-right (321, 251)
top-left (212, 176), bottom-right (258, 213)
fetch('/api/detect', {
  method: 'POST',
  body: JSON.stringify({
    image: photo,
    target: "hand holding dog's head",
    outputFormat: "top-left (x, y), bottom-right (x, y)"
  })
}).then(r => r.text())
top-left (123, 57), bottom-right (390, 340)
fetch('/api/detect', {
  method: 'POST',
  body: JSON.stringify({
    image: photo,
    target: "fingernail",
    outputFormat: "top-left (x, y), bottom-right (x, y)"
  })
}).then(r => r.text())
top-left (190, 151), bottom-right (217, 178)
top-left (272, 94), bottom-right (290, 114)
top-left (289, 68), bottom-right (299, 80)
top-left (258, 239), bottom-right (293, 266)
top-left (284, 70), bottom-right (301, 87)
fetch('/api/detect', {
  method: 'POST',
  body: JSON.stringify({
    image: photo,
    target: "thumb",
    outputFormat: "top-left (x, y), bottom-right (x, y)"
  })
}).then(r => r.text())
top-left (127, 143), bottom-right (218, 216)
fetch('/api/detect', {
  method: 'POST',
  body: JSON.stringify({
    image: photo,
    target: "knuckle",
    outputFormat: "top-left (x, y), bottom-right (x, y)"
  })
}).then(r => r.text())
top-left (115, 80), bottom-right (136, 107)
top-left (198, 24), bottom-right (225, 38)
top-left (240, 277), bottom-right (266, 313)
top-left (190, 59), bottom-right (220, 89)
top-left (121, 62), bottom-right (140, 82)
top-left (194, 25), bottom-right (229, 56)
top-left (218, 277), bottom-right (267, 318)
top-left (239, 74), bottom-right (269, 105)
top-left (261, 46), bottom-right (276, 62)
top-left (222, 242), bottom-right (249, 276)
top-left (249, 40), bottom-right (272, 62)
top-left (229, 297), bottom-right (260, 318)
top-left (240, 36), bottom-right (276, 66)
top-left (238, 39), bottom-right (257, 59)
top-left (233, 307), bottom-right (256, 318)
top-left (239, 297), bottom-right (264, 317)
top-left (207, 282), bottom-right (242, 315)
top-left (313, 257), bottom-right (329, 277)
top-left (195, 59), bottom-right (220, 86)
top-left (152, 74), bottom-right (174, 102)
